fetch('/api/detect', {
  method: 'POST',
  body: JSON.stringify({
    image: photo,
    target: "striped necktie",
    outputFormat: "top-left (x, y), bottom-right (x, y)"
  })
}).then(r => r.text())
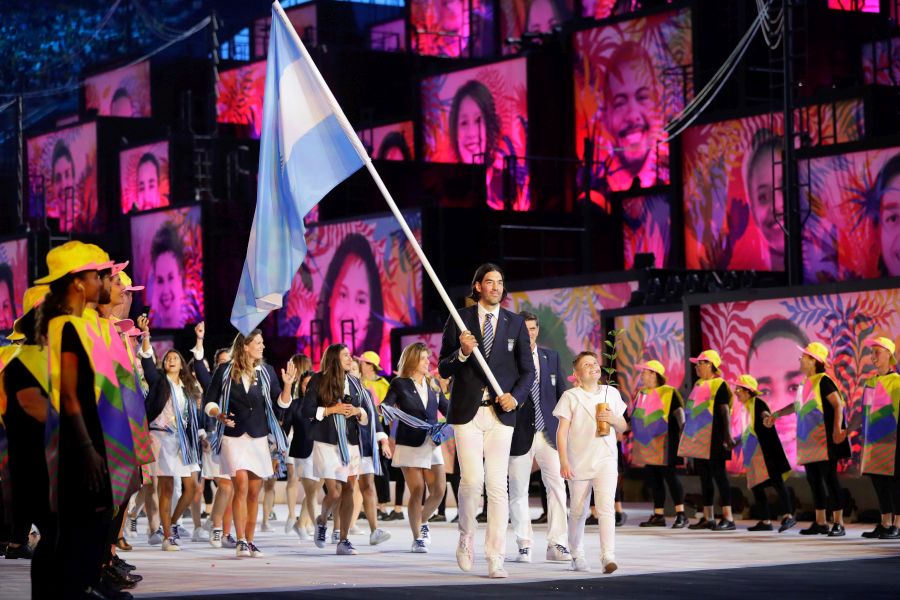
top-left (482, 313), bottom-right (494, 358)
top-left (531, 357), bottom-right (545, 432)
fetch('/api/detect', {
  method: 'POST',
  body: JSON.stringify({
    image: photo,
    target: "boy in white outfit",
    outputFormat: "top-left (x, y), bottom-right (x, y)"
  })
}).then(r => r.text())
top-left (554, 351), bottom-right (628, 574)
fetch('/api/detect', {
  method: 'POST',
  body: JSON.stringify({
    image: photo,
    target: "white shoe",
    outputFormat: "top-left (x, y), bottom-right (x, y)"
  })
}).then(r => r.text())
top-left (570, 556), bottom-right (590, 572)
top-left (369, 528), bottom-right (391, 546)
top-left (420, 524), bottom-right (431, 545)
top-left (336, 539), bottom-right (358, 555)
top-left (284, 518), bottom-right (295, 534)
top-left (602, 557), bottom-right (618, 574)
top-left (192, 528), bottom-right (210, 542)
top-left (487, 557), bottom-right (508, 578)
top-left (516, 547), bottom-right (531, 563)
top-left (314, 523), bottom-right (328, 548)
top-left (148, 527), bottom-right (164, 546)
top-left (292, 520), bottom-right (311, 540)
top-left (411, 539), bottom-right (429, 553)
top-left (236, 539), bottom-right (252, 557)
top-left (161, 537), bottom-right (180, 552)
top-left (349, 524), bottom-right (365, 535)
top-left (456, 536), bottom-right (474, 572)
top-left (331, 530), bottom-right (340, 544)
top-left (260, 522), bottom-right (275, 533)
top-left (202, 518), bottom-right (213, 532)
top-left (209, 528), bottom-right (223, 548)
top-left (126, 517), bottom-right (138, 539)
top-left (546, 544), bottom-right (572, 562)
top-left (248, 541), bottom-right (265, 558)
top-left (173, 523), bottom-right (190, 539)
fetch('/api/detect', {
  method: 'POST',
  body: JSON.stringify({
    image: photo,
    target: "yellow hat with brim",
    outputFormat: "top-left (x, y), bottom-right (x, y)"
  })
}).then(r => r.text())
top-left (690, 349), bottom-right (722, 371)
top-left (730, 374), bottom-right (764, 396)
top-left (357, 350), bottom-right (383, 371)
top-left (864, 337), bottom-right (897, 365)
top-left (118, 271), bottom-right (144, 292)
top-left (34, 241), bottom-right (115, 284)
top-left (83, 244), bottom-right (127, 275)
top-left (6, 285), bottom-right (50, 340)
top-left (797, 342), bottom-right (830, 366)
top-left (636, 359), bottom-right (667, 383)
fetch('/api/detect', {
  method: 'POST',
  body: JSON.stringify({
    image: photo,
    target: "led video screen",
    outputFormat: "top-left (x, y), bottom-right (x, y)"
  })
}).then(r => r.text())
top-left (499, 0), bottom-right (573, 54)
top-left (683, 100), bottom-right (865, 271)
top-left (358, 121), bottom-right (415, 161)
top-left (421, 58), bottom-right (529, 210)
top-left (862, 37), bottom-right (900, 85)
top-left (130, 206), bottom-right (205, 329)
top-left (504, 280), bottom-right (637, 369)
top-left (0, 238), bottom-right (28, 332)
top-left (573, 9), bottom-right (693, 209)
top-left (253, 4), bottom-right (318, 58)
top-left (700, 287), bottom-right (900, 474)
top-left (623, 193), bottom-right (671, 269)
top-left (410, 0), bottom-right (494, 58)
top-left (370, 18), bottom-right (406, 51)
top-left (580, 0), bottom-right (675, 19)
top-left (397, 330), bottom-right (443, 374)
top-left (84, 61), bottom-right (152, 118)
top-left (119, 141), bottom-right (170, 213)
top-left (27, 122), bottom-right (99, 233)
top-left (800, 145), bottom-right (900, 282)
top-left (216, 60), bottom-right (266, 139)
top-left (279, 212), bottom-right (424, 369)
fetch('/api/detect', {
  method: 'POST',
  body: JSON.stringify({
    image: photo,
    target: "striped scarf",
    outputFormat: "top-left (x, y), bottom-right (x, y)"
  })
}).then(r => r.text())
top-left (212, 363), bottom-right (288, 456)
top-left (333, 377), bottom-right (382, 475)
top-left (165, 377), bottom-right (200, 466)
top-left (380, 403), bottom-right (452, 445)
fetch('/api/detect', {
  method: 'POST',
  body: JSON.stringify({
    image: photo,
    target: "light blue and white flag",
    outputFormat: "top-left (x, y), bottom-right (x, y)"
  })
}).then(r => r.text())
top-left (231, 0), bottom-right (368, 334)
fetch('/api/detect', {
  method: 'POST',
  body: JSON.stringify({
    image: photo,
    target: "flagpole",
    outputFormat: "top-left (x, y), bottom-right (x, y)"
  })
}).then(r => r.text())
top-left (272, 1), bottom-right (505, 398)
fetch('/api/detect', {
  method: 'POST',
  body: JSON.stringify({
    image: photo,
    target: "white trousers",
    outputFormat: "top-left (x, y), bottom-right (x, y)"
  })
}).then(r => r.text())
top-left (455, 406), bottom-right (514, 561)
top-left (508, 432), bottom-right (568, 549)
top-left (568, 458), bottom-right (617, 562)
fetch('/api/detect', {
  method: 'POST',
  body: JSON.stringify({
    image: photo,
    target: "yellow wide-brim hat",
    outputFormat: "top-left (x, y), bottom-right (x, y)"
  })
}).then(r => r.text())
top-left (797, 342), bottom-right (830, 366)
top-left (730, 373), bottom-right (764, 396)
top-left (864, 337), bottom-right (897, 365)
top-left (635, 359), bottom-right (667, 383)
top-left (6, 285), bottom-right (50, 341)
top-left (689, 349), bottom-right (722, 371)
top-left (34, 241), bottom-right (115, 284)
top-left (357, 350), bottom-right (383, 371)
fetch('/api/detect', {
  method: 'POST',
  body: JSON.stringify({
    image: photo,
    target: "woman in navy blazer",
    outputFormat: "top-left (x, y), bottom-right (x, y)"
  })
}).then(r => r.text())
top-left (382, 342), bottom-right (450, 552)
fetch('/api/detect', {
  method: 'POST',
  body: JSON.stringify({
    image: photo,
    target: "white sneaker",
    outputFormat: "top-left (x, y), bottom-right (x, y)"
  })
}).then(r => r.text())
top-left (235, 539), bottom-right (251, 557)
top-left (411, 538), bottom-right (428, 553)
top-left (192, 528), bottom-right (210, 542)
top-left (223, 534), bottom-right (237, 549)
top-left (516, 547), bottom-right (531, 563)
top-left (248, 541), bottom-right (265, 558)
top-left (349, 524), bottom-right (365, 535)
top-left (546, 544), bottom-right (572, 562)
top-left (148, 527), bottom-right (164, 546)
top-left (570, 556), bottom-right (590, 572)
top-left (162, 536), bottom-right (180, 551)
top-left (331, 530), bottom-right (340, 544)
top-left (173, 523), bottom-right (190, 539)
top-left (260, 522), bottom-right (275, 533)
top-left (369, 528), bottom-right (391, 546)
top-left (315, 523), bottom-right (328, 548)
top-left (487, 557), bottom-right (508, 578)
top-left (336, 539), bottom-right (358, 555)
top-left (126, 516), bottom-right (138, 539)
top-left (202, 518), bottom-right (213, 532)
top-left (602, 557), bottom-right (618, 574)
top-left (456, 535), bottom-right (474, 572)
top-left (284, 518), bottom-right (295, 534)
top-left (420, 524), bottom-right (431, 545)
top-left (292, 519), bottom-right (311, 540)
top-left (209, 528), bottom-right (223, 548)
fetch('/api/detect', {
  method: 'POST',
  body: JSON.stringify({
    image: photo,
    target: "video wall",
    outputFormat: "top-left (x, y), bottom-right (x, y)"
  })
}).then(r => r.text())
top-left (358, 121), bottom-right (415, 161)
top-left (119, 141), bottom-right (169, 213)
top-left (573, 8), bottom-right (693, 210)
top-left (410, 0), bottom-right (494, 58)
top-left (504, 280), bottom-right (636, 369)
top-left (421, 57), bottom-right (529, 210)
top-left (370, 18), bottom-right (406, 52)
top-left (580, 0), bottom-right (675, 20)
top-left (499, 0), bottom-right (573, 54)
top-left (84, 61), bottom-right (152, 118)
top-left (216, 60), bottom-right (267, 139)
top-left (27, 121), bottom-right (99, 233)
top-left (614, 309), bottom-right (685, 408)
top-left (0, 238), bottom-right (28, 333)
top-left (861, 37), bottom-right (900, 85)
top-left (623, 193), bottom-right (671, 269)
top-left (397, 330), bottom-right (443, 374)
top-left (800, 145), bottom-right (900, 282)
top-left (683, 100), bottom-right (865, 271)
top-left (130, 206), bottom-right (205, 329)
top-left (279, 212), bottom-right (424, 368)
top-left (699, 287), bottom-right (900, 474)
top-left (253, 4), bottom-right (318, 58)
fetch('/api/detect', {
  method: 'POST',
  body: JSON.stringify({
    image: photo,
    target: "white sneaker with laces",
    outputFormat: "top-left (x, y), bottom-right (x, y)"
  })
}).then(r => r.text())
top-left (223, 534), bottom-right (237, 549)
top-left (315, 523), bottom-right (328, 549)
top-left (192, 528), bottom-right (210, 542)
top-left (456, 535), bottom-right (474, 572)
top-left (487, 556), bottom-right (508, 579)
top-left (546, 544), bottom-right (571, 562)
top-left (248, 541), bottom-right (265, 558)
top-left (420, 524), bottom-right (431, 545)
top-left (369, 528), bottom-right (391, 546)
top-left (336, 539), bottom-right (358, 555)
top-left (411, 539), bottom-right (428, 553)
top-left (331, 530), bottom-right (340, 544)
top-left (516, 547), bottom-right (531, 563)
top-left (126, 517), bottom-right (138, 539)
top-left (174, 523), bottom-right (190, 539)
top-left (148, 527), bottom-right (164, 546)
top-left (570, 556), bottom-right (590, 572)
top-left (209, 528), bottom-right (223, 548)
top-left (162, 536), bottom-right (180, 552)
top-left (235, 539), bottom-right (251, 557)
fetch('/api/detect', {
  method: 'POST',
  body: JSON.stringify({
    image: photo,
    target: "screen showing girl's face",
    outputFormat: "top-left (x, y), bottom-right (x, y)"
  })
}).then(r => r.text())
top-left (0, 282), bottom-right (13, 330)
top-left (880, 179), bottom-right (900, 276)
top-left (152, 251), bottom-right (186, 327)
top-left (456, 96), bottom-right (487, 164)
top-left (137, 161), bottom-right (160, 210)
top-left (329, 256), bottom-right (371, 352)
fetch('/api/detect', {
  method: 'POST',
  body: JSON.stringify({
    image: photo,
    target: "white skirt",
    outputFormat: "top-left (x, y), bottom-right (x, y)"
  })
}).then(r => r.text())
top-left (149, 430), bottom-right (200, 478)
top-left (312, 441), bottom-right (360, 483)
top-left (293, 455), bottom-right (317, 481)
top-left (360, 456), bottom-right (375, 476)
top-left (219, 433), bottom-right (274, 479)
top-left (201, 445), bottom-right (230, 480)
top-left (392, 441), bottom-right (444, 470)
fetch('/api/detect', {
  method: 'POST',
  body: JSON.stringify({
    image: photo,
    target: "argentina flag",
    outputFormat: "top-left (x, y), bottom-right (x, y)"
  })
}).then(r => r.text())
top-left (231, 0), bottom-right (368, 334)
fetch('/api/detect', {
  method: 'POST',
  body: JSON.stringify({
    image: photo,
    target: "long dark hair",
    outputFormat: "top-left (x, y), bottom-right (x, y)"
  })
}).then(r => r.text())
top-left (469, 262), bottom-right (508, 302)
top-left (318, 234), bottom-right (383, 354)
top-left (318, 343), bottom-right (348, 408)
top-left (162, 349), bottom-right (201, 405)
top-left (35, 273), bottom-right (87, 345)
top-left (449, 79), bottom-right (500, 165)
top-left (289, 353), bottom-right (312, 397)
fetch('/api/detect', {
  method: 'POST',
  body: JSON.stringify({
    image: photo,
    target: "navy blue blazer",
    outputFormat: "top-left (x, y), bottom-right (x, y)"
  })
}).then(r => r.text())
top-left (509, 346), bottom-right (569, 456)
top-left (141, 355), bottom-right (203, 428)
top-left (381, 377), bottom-right (450, 447)
top-left (301, 373), bottom-right (365, 447)
top-left (275, 381), bottom-right (315, 460)
top-left (202, 362), bottom-right (282, 439)
top-left (438, 305), bottom-right (535, 427)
